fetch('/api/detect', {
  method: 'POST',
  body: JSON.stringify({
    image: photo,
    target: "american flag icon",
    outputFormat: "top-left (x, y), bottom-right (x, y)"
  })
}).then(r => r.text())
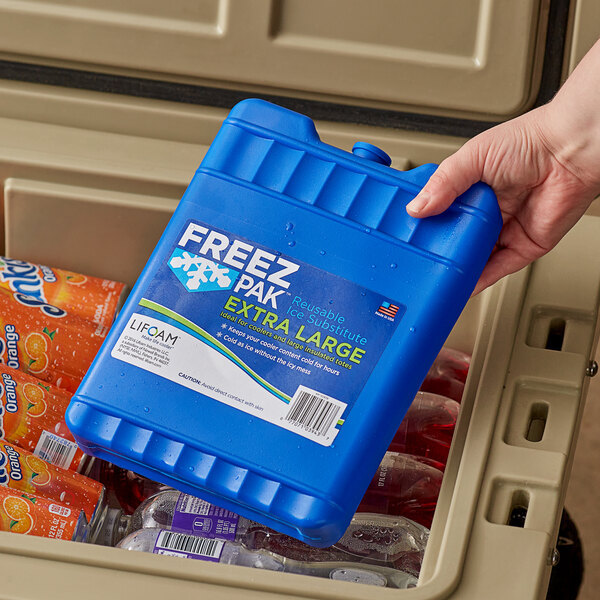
top-left (377, 301), bottom-right (400, 318)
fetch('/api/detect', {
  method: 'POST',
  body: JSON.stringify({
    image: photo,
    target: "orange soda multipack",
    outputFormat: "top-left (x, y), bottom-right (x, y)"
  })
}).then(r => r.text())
top-left (0, 363), bottom-right (87, 471)
top-left (0, 440), bottom-right (103, 521)
top-left (0, 285), bottom-right (109, 393)
top-left (0, 256), bottom-right (126, 328)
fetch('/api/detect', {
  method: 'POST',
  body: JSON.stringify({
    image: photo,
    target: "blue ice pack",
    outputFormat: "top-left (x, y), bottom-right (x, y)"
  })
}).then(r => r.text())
top-left (66, 99), bottom-right (501, 547)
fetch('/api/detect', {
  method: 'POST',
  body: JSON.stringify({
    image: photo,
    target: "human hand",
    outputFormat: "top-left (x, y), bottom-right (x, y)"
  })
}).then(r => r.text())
top-left (406, 40), bottom-right (600, 295)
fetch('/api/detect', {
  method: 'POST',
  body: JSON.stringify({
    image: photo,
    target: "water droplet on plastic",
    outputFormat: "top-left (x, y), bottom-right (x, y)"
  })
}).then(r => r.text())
top-left (288, 241), bottom-right (296, 247)
top-left (409, 326), bottom-right (416, 333)
top-left (188, 466), bottom-right (195, 472)
top-left (364, 227), bottom-right (371, 234)
top-left (360, 291), bottom-right (366, 296)
top-left (320, 250), bottom-right (326, 256)
top-left (371, 264), bottom-right (376, 269)
top-left (143, 407), bottom-right (150, 413)
top-left (285, 222), bottom-right (294, 231)
top-left (328, 299), bottom-right (333, 305)
top-left (274, 250), bottom-right (282, 256)
top-left (98, 385), bottom-right (103, 390)
top-left (120, 372), bottom-right (125, 377)
top-left (390, 263), bottom-right (397, 269)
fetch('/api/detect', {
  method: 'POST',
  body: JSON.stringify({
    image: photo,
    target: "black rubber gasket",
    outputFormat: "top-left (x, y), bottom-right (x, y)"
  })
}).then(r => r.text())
top-left (0, 0), bottom-right (570, 138)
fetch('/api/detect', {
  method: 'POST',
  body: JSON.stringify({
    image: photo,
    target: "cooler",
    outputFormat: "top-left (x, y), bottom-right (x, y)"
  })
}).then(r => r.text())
top-left (0, 1), bottom-right (598, 598)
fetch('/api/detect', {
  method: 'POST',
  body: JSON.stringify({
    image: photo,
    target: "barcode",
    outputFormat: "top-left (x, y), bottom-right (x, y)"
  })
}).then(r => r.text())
top-left (156, 530), bottom-right (224, 559)
top-left (34, 431), bottom-right (77, 469)
top-left (284, 388), bottom-right (343, 437)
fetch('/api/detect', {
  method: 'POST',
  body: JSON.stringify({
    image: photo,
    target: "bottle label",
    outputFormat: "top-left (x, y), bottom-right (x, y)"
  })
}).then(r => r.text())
top-left (171, 493), bottom-right (239, 540)
top-left (153, 530), bottom-right (225, 562)
top-left (111, 219), bottom-right (403, 446)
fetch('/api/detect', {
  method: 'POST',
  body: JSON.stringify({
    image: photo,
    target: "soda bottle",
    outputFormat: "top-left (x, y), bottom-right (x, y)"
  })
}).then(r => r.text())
top-left (89, 462), bottom-right (171, 514)
top-left (0, 256), bottom-right (126, 328)
top-left (108, 451), bottom-right (442, 540)
top-left (0, 363), bottom-right (91, 471)
top-left (431, 347), bottom-right (470, 383)
top-left (409, 454), bottom-right (446, 472)
top-left (0, 485), bottom-right (127, 545)
top-left (358, 452), bottom-right (443, 529)
top-left (388, 392), bottom-right (460, 465)
top-left (419, 347), bottom-right (471, 403)
top-left (117, 527), bottom-right (419, 588)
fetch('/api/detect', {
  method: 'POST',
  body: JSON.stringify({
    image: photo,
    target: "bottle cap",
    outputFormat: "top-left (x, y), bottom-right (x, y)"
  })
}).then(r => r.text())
top-left (352, 142), bottom-right (392, 166)
top-left (95, 507), bottom-right (128, 547)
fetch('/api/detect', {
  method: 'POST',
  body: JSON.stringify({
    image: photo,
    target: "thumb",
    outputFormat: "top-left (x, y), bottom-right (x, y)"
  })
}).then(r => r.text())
top-left (406, 141), bottom-right (483, 218)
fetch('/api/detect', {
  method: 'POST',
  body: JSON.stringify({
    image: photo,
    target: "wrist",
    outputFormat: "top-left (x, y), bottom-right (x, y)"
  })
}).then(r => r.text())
top-left (537, 99), bottom-right (600, 192)
top-left (537, 41), bottom-right (600, 192)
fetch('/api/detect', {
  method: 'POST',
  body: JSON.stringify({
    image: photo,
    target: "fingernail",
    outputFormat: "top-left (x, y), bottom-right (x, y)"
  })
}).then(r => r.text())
top-left (406, 193), bottom-right (430, 215)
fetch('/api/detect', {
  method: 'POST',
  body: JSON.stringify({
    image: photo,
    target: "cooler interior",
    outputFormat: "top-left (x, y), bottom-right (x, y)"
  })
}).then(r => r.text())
top-left (0, 77), bottom-right (599, 599)
top-left (0, 3), bottom-right (599, 596)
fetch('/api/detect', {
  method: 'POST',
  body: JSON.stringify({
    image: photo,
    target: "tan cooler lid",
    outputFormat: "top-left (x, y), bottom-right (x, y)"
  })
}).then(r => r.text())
top-left (0, 0), bottom-right (548, 120)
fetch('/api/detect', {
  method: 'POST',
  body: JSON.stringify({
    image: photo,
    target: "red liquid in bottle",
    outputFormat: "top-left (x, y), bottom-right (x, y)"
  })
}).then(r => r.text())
top-left (419, 347), bottom-right (471, 403)
top-left (409, 454), bottom-right (446, 473)
top-left (92, 462), bottom-right (170, 514)
top-left (388, 392), bottom-right (460, 466)
top-left (358, 452), bottom-right (443, 529)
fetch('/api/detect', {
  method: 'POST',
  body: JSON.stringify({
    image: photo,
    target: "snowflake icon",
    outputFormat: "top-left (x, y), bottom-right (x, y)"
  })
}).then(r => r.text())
top-left (168, 248), bottom-right (239, 293)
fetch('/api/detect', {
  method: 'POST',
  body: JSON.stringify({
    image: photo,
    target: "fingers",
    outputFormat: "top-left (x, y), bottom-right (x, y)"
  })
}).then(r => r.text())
top-left (406, 141), bottom-right (483, 218)
top-left (471, 247), bottom-right (533, 295)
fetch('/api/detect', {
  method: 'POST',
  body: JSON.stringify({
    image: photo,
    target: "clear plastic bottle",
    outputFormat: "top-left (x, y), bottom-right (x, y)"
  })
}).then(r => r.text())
top-left (358, 452), bottom-right (443, 529)
top-left (124, 489), bottom-right (428, 568)
top-left (117, 527), bottom-right (419, 588)
top-left (388, 391), bottom-right (460, 465)
top-left (102, 449), bottom-right (442, 542)
top-left (243, 511), bottom-right (429, 576)
top-left (419, 347), bottom-right (471, 403)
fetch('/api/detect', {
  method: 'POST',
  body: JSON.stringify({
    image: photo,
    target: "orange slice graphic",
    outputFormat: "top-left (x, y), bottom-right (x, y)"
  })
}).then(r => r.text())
top-left (25, 333), bottom-right (48, 359)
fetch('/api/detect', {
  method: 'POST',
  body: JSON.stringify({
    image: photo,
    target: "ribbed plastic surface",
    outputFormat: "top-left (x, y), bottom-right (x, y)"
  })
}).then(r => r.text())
top-left (66, 99), bottom-right (501, 547)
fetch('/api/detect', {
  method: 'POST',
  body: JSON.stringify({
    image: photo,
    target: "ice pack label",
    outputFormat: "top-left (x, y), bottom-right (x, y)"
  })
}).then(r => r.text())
top-left (153, 530), bottom-right (225, 562)
top-left (111, 219), bottom-right (404, 446)
top-left (171, 493), bottom-right (239, 540)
